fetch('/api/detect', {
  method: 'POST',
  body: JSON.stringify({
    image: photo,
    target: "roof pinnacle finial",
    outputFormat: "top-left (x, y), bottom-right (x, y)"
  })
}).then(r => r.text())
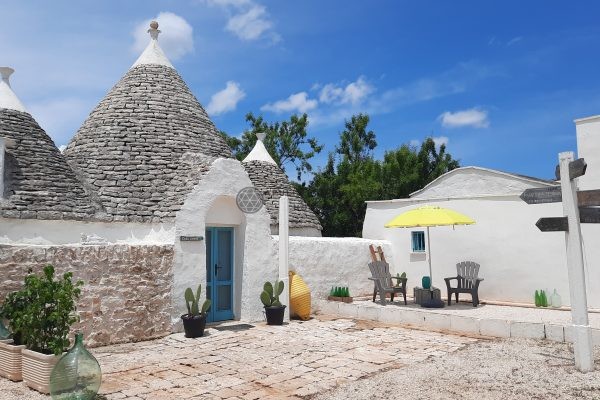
top-left (148, 21), bottom-right (160, 40)
top-left (0, 66), bottom-right (27, 112)
top-left (256, 132), bottom-right (266, 142)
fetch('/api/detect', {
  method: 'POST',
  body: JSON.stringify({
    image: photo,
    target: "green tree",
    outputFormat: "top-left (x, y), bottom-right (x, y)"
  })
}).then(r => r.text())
top-left (337, 113), bottom-right (377, 163)
top-left (220, 112), bottom-right (323, 181)
top-left (302, 115), bottom-right (460, 237)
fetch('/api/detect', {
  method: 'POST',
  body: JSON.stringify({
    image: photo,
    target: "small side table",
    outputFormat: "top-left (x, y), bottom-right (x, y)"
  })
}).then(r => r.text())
top-left (413, 286), bottom-right (441, 305)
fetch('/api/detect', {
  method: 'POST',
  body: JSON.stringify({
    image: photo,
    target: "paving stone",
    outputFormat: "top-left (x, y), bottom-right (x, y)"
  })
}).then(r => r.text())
top-left (83, 318), bottom-right (476, 400)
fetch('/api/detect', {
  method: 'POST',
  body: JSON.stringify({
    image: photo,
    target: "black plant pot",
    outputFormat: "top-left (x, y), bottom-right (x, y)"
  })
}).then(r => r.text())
top-left (265, 305), bottom-right (286, 325)
top-left (181, 314), bottom-right (207, 338)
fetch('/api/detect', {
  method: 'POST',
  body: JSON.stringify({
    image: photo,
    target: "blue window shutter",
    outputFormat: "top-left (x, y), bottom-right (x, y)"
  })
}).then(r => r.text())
top-left (412, 231), bottom-right (426, 252)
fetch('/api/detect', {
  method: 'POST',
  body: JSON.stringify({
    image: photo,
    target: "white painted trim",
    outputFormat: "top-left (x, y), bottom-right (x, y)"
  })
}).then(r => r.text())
top-left (131, 27), bottom-right (173, 69)
top-left (0, 67), bottom-right (27, 112)
top-left (574, 115), bottom-right (600, 124)
top-left (408, 166), bottom-right (558, 198)
top-left (242, 135), bottom-right (277, 165)
top-left (366, 194), bottom-right (522, 205)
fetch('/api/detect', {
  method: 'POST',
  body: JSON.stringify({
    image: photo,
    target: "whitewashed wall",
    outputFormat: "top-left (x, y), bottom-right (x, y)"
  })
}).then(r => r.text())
top-left (0, 218), bottom-right (175, 245)
top-left (173, 158), bottom-right (275, 325)
top-left (363, 196), bottom-right (600, 309)
top-left (271, 236), bottom-right (394, 299)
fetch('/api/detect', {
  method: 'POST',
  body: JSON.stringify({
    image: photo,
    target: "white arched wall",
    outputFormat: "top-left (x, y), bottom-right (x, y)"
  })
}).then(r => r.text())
top-left (172, 158), bottom-right (275, 328)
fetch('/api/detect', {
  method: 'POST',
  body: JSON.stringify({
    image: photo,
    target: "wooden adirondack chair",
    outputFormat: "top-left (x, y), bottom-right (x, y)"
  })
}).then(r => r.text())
top-left (368, 261), bottom-right (407, 306)
top-left (444, 261), bottom-right (484, 307)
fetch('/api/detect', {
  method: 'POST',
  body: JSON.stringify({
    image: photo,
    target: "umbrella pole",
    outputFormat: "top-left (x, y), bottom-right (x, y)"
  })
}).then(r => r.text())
top-left (427, 226), bottom-right (433, 293)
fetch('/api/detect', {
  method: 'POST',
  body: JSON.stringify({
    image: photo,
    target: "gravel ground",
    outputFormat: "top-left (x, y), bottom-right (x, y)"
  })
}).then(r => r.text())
top-left (312, 338), bottom-right (600, 400)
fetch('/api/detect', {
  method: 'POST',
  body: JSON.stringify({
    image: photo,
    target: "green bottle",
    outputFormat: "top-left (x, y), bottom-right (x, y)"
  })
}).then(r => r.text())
top-left (534, 290), bottom-right (540, 307)
top-left (49, 332), bottom-right (102, 400)
top-left (541, 290), bottom-right (548, 307)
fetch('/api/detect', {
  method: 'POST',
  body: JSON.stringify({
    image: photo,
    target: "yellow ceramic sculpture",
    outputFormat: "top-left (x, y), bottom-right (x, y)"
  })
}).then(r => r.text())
top-left (289, 271), bottom-right (311, 320)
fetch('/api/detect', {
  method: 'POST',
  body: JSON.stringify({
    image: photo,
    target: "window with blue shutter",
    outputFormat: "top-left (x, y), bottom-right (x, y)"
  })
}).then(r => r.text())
top-left (411, 231), bottom-right (426, 252)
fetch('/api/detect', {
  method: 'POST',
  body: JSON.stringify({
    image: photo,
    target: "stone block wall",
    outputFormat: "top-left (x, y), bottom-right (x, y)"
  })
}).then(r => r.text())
top-left (0, 244), bottom-right (174, 347)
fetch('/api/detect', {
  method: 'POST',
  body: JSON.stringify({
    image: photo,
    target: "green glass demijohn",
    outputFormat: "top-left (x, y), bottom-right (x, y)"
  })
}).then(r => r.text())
top-left (0, 319), bottom-right (10, 340)
top-left (49, 332), bottom-right (102, 400)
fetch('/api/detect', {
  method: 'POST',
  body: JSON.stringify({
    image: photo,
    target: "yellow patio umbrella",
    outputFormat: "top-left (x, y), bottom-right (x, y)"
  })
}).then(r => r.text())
top-left (385, 205), bottom-right (475, 293)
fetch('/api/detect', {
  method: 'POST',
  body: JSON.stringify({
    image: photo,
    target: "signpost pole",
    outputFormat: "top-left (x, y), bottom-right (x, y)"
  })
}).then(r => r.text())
top-left (278, 196), bottom-right (290, 322)
top-left (559, 151), bottom-right (594, 372)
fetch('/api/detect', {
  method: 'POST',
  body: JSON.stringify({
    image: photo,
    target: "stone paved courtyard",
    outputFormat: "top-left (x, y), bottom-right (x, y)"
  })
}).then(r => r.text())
top-left (0, 317), bottom-right (477, 400)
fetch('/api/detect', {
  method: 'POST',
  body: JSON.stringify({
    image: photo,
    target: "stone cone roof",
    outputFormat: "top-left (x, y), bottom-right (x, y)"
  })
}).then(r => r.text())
top-left (243, 160), bottom-right (322, 231)
top-left (0, 108), bottom-right (98, 220)
top-left (64, 63), bottom-right (233, 222)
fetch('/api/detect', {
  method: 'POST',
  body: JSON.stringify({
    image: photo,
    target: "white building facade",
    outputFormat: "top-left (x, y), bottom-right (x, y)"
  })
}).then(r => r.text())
top-left (363, 117), bottom-right (600, 308)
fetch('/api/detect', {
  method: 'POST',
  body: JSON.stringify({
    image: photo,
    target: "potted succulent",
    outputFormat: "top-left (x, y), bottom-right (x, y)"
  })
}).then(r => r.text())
top-left (19, 265), bottom-right (83, 394)
top-left (260, 280), bottom-right (286, 325)
top-left (181, 285), bottom-right (211, 338)
top-left (0, 290), bottom-right (28, 381)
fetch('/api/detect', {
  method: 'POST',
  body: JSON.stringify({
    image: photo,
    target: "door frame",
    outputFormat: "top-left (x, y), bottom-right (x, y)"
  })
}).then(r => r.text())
top-left (206, 226), bottom-right (235, 322)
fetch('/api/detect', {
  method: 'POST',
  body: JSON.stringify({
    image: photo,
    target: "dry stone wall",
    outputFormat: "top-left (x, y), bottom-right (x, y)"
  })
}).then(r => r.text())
top-left (0, 244), bottom-right (174, 347)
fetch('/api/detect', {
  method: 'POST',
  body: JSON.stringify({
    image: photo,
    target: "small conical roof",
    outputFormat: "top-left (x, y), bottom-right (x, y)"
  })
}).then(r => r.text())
top-left (0, 68), bottom-right (98, 220)
top-left (65, 22), bottom-right (232, 222)
top-left (242, 133), bottom-right (321, 232)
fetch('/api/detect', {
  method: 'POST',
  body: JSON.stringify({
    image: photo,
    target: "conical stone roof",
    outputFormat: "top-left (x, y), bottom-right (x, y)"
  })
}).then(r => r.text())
top-left (1, 82), bottom-right (98, 220)
top-left (64, 23), bottom-right (232, 223)
top-left (242, 134), bottom-right (321, 231)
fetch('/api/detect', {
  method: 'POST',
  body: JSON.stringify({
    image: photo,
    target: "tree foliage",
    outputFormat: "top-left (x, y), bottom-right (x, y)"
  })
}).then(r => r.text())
top-left (299, 115), bottom-right (460, 237)
top-left (220, 112), bottom-right (323, 181)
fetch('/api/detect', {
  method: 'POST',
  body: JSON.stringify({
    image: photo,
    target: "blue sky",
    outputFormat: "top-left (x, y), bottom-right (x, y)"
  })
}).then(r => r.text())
top-left (2, 1), bottom-right (600, 181)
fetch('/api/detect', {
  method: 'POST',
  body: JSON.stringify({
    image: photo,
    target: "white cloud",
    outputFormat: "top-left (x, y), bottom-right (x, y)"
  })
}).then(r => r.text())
top-left (439, 108), bottom-right (490, 128)
top-left (261, 92), bottom-right (317, 113)
top-left (409, 139), bottom-right (420, 147)
top-left (133, 12), bottom-right (194, 60)
top-left (432, 136), bottom-right (449, 147)
top-left (506, 36), bottom-right (523, 46)
top-left (203, 0), bottom-right (280, 43)
top-left (206, 81), bottom-right (246, 115)
top-left (319, 76), bottom-right (374, 105)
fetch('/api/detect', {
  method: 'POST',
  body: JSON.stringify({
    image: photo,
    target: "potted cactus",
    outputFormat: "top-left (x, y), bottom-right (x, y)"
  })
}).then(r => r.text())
top-left (260, 280), bottom-right (286, 325)
top-left (181, 284), bottom-right (211, 338)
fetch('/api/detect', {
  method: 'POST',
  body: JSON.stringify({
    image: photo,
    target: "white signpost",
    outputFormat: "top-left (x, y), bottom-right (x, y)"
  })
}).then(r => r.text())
top-left (558, 152), bottom-right (594, 372)
top-left (521, 151), bottom-right (597, 372)
top-left (278, 195), bottom-right (290, 322)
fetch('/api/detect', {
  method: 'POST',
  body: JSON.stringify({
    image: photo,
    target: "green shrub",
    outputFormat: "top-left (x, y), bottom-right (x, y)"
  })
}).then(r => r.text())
top-left (19, 265), bottom-right (83, 355)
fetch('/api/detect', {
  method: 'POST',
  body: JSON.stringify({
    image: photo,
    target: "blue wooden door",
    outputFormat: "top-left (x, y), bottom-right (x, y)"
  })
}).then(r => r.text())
top-left (205, 227), bottom-right (234, 322)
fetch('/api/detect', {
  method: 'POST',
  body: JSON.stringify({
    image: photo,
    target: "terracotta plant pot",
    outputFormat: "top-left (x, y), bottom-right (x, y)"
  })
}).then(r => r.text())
top-left (21, 349), bottom-right (62, 394)
top-left (265, 305), bottom-right (286, 325)
top-left (181, 314), bottom-right (207, 338)
top-left (0, 340), bottom-right (26, 381)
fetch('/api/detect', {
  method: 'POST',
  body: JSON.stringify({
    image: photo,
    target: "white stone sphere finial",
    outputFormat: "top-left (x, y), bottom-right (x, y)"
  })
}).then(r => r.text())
top-left (148, 21), bottom-right (160, 40)
top-left (256, 132), bottom-right (267, 142)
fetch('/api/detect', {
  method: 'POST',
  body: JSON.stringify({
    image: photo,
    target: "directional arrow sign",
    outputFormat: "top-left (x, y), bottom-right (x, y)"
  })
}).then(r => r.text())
top-left (520, 187), bottom-right (600, 206)
top-left (577, 189), bottom-right (600, 207)
top-left (555, 158), bottom-right (587, 180)
top-left (579, 207), bottom-right (600, 223)
top-left (536, 217), bottom-right (568, 232)
top-left (520, 187), bottom-right (562, 204)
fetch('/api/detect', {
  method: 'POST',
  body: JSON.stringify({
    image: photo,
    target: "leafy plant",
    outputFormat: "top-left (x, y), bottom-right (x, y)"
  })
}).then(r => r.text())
top-left (0, 286), bottom-right (30, 344)
top-left (400, 272), bottom-right (407, 279)
top-left (19, 265), bottom-right (83, 355)
top-left (260, 280), bottom-right (284, 307)
top-left (184, 284), bottom-right (211, 316)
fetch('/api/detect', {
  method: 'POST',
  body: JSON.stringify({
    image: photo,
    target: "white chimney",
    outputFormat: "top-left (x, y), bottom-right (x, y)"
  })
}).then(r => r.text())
top-left (0, 67), bottom-right (27, 113)
top-left (574, 115), bottom-right (600, 190)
